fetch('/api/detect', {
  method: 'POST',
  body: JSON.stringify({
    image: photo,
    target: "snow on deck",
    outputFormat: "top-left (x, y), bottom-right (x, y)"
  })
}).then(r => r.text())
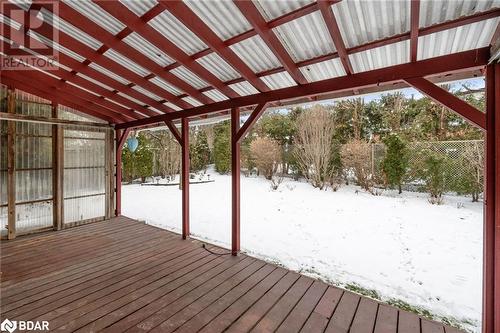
top-left (123, 168), bottom-right (483, 331)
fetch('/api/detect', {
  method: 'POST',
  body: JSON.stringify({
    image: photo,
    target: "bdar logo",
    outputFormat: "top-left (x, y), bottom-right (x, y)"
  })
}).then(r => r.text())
top-left (0, 319), bottom-right (17, 333)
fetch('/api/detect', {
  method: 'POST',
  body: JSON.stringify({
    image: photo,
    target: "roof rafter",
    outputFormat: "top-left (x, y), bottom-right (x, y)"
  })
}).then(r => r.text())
top-left (317, 1), bottom-right (353, 75)
top-left (47, 1), bottom-right (218, 105)
top-left (410, 0), bottom-right (420, 62)
top-left (158, 0), bottom-right (270, 92)
top-left (1, 2), bottom-right (192, 110)
top-left (234, 1), bottom-right (308, 85)
top-left (1, 74), bottom-right (122, 123)
top-left (2, 69), bottom-right (138, 122)
top-left (93, 0), bottom-right (239, 100)
top-left (116, 47), bottom-right (489, 129)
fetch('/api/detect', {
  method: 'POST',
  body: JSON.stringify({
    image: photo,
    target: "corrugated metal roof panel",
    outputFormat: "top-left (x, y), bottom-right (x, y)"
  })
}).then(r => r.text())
top-left (299, 58), bottom-right (346, 82)
top-left (349, 40), bottom-right (409, 73)
top-left (184, 0), bottom-right (252, 41)
top-left (119, 0), bottom-right (158, 17)
top-left (27, 30), bottom-right (87, 62)
top-left (253, 0), bottom-right (315, 21)
top-left (230, 35), bottom-right (281, 72)
top-left (164, 102), bottom-right (182, 111)
top-left (149, 76), bottom-right (184, 96)
top-left (76, 73), bottom-right (113, 91)
top-left (229, 81), bottom-right (260, 96)
top-left (333, 0), bottom-right (410, 48)
top-left (117, 92), bottom-right (145, 106)
top-left (132, 85), bottom-right (162, 101)
top-left (123, 32), bottom-right (174, 67)
top-left (38, 8), bottom-right (103, 50)
top-left (88, 62), bottom-right (130, 85)
top-left (273, 10), bottom-right (336, 62)
top-left (0, 12), bottom-right (21, 30)
top-left (170, 66), bottom-right (210, 90)
top-left (182, 96), bottom-right (203, 107)
top-left (103, 48), bottom-right (150, 77)
top-left (148, 10), bottom-right (207, 55)
top-left (419, 0), bottom-right (500, 28)
top-left (203, 89), bottom-right (229, 102)
top-left (260, 72), bottom-right (297, 90)
top-left (196, 53), bottom-right (241, 82)
top-left (9, 0), bottom-right (32, 11)
top-left (63, 0), bottom-right (126, 35)
top-left (418, 18), bottom-right (499, 60)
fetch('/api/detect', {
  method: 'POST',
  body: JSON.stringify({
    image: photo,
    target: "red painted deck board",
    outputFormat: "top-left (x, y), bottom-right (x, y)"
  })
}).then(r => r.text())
top-left (0, 216), bottom-right (465, 333)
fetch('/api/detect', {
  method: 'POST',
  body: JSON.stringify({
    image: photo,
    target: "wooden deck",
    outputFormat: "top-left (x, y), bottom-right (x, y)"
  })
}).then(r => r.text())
top-left (1, 216), bottom-right (463, 333)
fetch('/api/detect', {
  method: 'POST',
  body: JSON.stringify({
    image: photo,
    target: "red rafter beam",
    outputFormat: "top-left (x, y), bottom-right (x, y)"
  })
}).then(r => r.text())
top-left (1, 2), bottom-right (191, 110)
top-left (93, 0), bottom-right (238, 100)
top-left (317, 1), bottom-right (353, 75)
top-left (235, 103), bottom-right (268, 142)
top-left (50, 1), bottom-right (219, 105)
top-left (234, 1), bottom-right (308, 85)
top-left (404, 77), bottom-right (485, 129)
top-left (116, 47), bottom-right (489, 129)
top-left (410, 0), bottom-right (420, 62)
top-left (1, 75), bottom-right (119, 123)
top-left (1, 38), bottom-right (158, 118)
top-left (158, 0), bottom-right (270, 93)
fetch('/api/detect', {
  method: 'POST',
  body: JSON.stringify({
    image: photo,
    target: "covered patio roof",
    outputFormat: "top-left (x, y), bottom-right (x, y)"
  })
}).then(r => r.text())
top-left (0, 0), bottom-right (498, 127)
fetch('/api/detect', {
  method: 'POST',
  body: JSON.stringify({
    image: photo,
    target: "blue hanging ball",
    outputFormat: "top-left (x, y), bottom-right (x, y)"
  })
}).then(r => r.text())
top-left (127, 137), bottom-right (139, 153)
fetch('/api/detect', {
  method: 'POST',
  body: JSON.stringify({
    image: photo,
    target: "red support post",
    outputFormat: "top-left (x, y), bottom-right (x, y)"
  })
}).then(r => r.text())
top-left (115, 128), bottom-right (130, 216)
top-left (231, 108), bottom-right (241, 255)
top-left (181, 118), bottom-right (190, 239)
top-left (483, 63), bottom-right (499, 333)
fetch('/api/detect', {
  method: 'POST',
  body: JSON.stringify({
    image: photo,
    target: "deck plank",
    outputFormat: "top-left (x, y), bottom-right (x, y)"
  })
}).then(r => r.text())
top-left (0, 216), bottom-right (464, 333)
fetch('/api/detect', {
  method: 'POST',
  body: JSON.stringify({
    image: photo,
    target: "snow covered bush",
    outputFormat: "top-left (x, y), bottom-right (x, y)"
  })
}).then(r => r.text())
top-left (294, 106), bottom-right (336, 190)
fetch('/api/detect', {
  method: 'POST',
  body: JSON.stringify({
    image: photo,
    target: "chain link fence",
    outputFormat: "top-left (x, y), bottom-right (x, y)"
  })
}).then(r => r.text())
top-left (367, 140), bottom-right (484, 192)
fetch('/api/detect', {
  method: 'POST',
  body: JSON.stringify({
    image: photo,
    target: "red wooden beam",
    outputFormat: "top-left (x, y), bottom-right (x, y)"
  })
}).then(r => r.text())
top-left (483, 62), bottom-right (500, 333)
top-left (0, 76), bottom-right (117, 123)
top-left (181, 117), bottom-right (190, 239)
top-left (235, 103), bottom-right (268, 142)
top-left (50, 2), bottom-right (217, 105)
top-left (231, 107), bottom-right (240, 255)
top-left (234, 1), bottom-right (308, 85)
top-left (317, 1), bottom-right (354, 75)
top-left (1, 39), bottom-right (159, 118)
top-left (0, 22), bottom-right (173, 114)
top-left (165, 121), bottom-right (181, 144)
top-left (159, 0), bottom-right (270, 93)
top-left (404, 77), bottom-right (486, 129)
top-left (2, 68), bottom-right (139, 122)
top-left (115, 128), bottom-right (131, 216)
top-left (116, 47), bottom-right (489, 129)
top-left (93, 1), bottom-right (238, 101)
top-left (410, 0), bottom-right (420, 62)
top-left (1, 2), bottom-right (192, 110)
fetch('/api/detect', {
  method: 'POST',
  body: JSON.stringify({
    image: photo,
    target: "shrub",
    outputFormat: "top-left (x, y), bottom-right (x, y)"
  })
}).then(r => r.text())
top-left (294, 106), bottom-right (336, 190)
top-left (414, 149), bottom-right (453, 204)
top-left (250, 137), bottom-right (283, 190)
top-left (381, 134), bottom-right (409, 194)
top-left (190, 130), bottom-right (211, 172)
top-left (452, 141), bottom-right (483, 202)
top-left (213, 120), bottom-right (231, 174)
top-left (122, 133), bottom-right (153, 182)
top-left (340, 139), bottom-right (373, 192)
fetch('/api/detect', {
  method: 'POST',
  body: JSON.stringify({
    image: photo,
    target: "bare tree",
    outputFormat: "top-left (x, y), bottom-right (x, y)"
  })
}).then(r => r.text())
top-left (146, 130), bottom-right (181, 181)
top-left (341, 139), bottom-right (374, 193)
top-left (250, 137), bottom-right (282, 177)
top-left (294, 105), bottom-right (336, 190)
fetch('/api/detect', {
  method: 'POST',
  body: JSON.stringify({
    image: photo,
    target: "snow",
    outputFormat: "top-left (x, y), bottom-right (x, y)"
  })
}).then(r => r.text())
top-left (123, 167), bottom-right (483, 332)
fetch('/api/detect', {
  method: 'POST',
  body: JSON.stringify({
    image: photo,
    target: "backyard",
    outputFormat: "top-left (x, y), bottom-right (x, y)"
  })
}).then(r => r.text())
top-left (123, 169), bottom-right (483, 332)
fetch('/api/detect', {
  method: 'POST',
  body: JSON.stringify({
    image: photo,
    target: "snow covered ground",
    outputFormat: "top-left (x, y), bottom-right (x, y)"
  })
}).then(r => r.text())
top-left (123, 167), bottom-right (483, 332)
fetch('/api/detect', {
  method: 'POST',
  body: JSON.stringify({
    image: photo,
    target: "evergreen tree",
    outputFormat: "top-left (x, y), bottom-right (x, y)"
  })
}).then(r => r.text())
top-left (381, 134), bottom-right (408, 194)
top-left (190, 130), bottom-right (211, 172)
top-left (122, 133), bottom-right (153, 182)
top-left (213, 120), bottom-right (231, 174)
